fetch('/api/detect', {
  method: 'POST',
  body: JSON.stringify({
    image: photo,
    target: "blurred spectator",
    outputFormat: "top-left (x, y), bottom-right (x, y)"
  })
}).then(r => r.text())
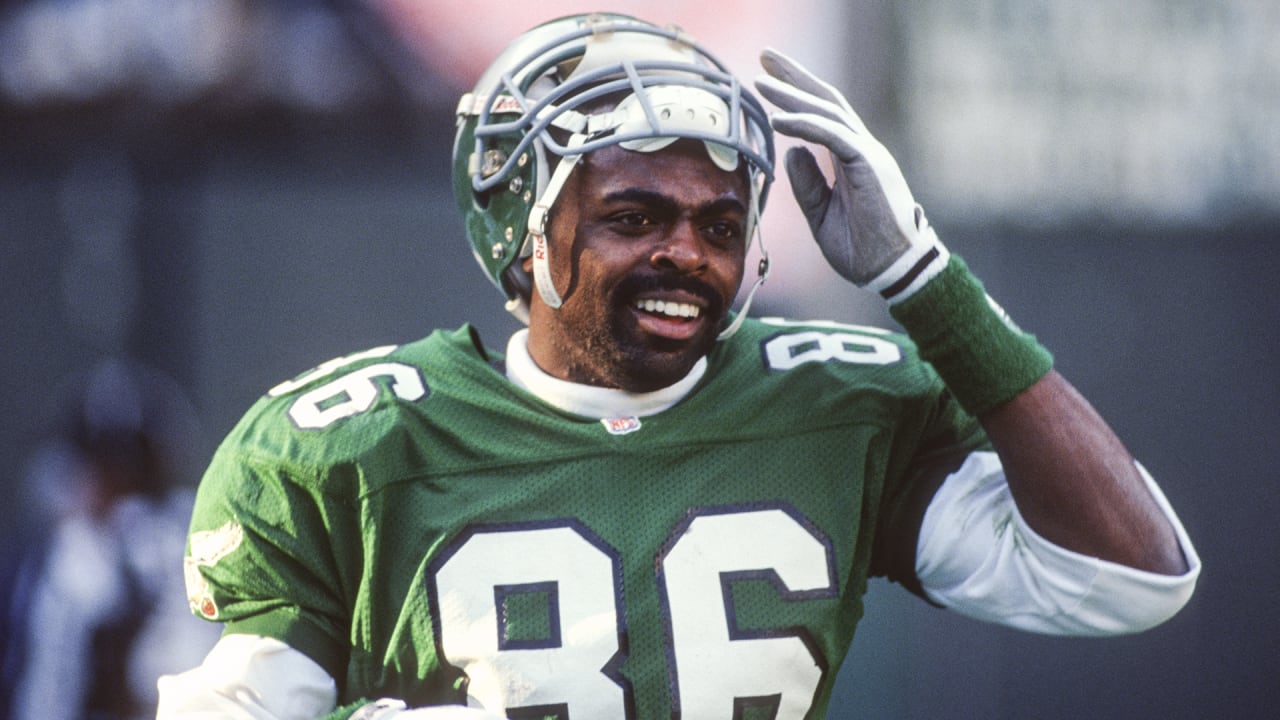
top-left (0, 359), bottom-right (219, 720)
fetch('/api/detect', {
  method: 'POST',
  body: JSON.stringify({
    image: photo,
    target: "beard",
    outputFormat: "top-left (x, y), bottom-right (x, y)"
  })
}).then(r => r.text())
top-left (556, 271), bottom-right (730, 392)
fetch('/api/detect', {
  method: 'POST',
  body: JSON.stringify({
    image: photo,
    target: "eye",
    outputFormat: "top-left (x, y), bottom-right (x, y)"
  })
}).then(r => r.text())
top-left (607, 211), bottom-right (654, 233)
top-left (702, 220), bottom-right (743, 245)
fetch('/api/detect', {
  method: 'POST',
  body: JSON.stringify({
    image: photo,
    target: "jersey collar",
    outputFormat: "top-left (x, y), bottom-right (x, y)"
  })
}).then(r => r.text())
top-left (504, 329), bottom-right (706, 419)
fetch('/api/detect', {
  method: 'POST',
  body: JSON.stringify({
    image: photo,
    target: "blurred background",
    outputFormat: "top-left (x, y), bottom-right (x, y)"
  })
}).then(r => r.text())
top-left (0, 0), bottom-right (1276, 718)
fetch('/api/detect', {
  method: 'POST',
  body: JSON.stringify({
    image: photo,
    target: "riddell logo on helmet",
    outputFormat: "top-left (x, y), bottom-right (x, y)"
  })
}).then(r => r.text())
top-left (462, 94), bottom-right (525, 116)
top-left (490, 96), bottom-right (524, 114)
top-left (534, 235), bottom-right (547, 260)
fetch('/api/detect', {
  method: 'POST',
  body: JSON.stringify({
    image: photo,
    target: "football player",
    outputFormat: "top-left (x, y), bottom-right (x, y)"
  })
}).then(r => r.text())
top-left (158, 13), bottom-right (1199, 720)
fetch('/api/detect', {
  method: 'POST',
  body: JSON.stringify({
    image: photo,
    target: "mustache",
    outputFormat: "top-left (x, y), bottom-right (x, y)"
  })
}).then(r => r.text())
top-left (612, 273), bottom-right (726, 315)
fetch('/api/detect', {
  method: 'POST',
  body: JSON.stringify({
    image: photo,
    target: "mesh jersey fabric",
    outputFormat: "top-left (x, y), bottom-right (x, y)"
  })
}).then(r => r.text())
top-left (185, 317), bottom-right (988, 718)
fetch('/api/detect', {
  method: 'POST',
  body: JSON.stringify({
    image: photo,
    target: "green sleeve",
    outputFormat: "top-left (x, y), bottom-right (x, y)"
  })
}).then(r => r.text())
top-left (186, 437), bottom-right (363, 681)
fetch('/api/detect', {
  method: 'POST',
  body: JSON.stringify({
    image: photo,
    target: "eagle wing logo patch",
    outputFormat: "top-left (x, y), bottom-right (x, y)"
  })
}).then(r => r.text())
top-left (184, 519), bottom-right (245, 620)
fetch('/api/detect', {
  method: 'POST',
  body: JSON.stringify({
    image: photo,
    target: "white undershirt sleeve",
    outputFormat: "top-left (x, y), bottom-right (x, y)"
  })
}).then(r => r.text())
top-left (156, 634), bottom-right (509, 720)
top-left (156, 634), bottom-right (337, 720)
top-left (915, 451), bottom-right (1201, 636)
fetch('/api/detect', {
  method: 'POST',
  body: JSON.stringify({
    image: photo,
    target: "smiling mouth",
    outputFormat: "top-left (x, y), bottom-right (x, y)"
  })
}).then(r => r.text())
top-left (628, 294), bottom-right (711, 343)
top-left (633, 298), bottom-right (702, 319)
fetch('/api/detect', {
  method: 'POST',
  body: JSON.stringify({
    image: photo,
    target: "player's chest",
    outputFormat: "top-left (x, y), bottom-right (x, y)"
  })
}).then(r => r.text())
top-left (356, 428), bottom-right (883, 716)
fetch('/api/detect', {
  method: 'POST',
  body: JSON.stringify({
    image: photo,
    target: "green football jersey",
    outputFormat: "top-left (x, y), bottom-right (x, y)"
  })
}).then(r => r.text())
top-left (185, 317), bottom-right (988, 719)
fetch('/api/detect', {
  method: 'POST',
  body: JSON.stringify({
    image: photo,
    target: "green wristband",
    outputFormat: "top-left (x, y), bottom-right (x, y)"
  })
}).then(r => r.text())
top-left (889, 254), bottom-right (1053, 416)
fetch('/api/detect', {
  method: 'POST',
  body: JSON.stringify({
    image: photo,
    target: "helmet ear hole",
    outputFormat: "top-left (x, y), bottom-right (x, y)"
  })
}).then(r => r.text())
top-left (501, 264), bottom-right (533, 303)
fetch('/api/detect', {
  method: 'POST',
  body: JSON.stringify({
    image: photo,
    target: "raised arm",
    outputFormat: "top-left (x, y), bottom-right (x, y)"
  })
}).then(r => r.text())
top-left (755, 48), bottom-right (1190, 577)
top-left (980, 370), bottom-right (1186, 573)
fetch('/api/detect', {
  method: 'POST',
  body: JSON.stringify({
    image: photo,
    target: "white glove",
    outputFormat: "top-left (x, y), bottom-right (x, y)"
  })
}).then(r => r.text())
top-left (754, 48), bottom-right (948, 302)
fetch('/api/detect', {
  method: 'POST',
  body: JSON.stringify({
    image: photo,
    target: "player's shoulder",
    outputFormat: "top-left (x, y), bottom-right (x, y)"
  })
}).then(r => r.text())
top-left (721, 315), bottom-right (923, 374)
top-left (214, 326), bottom-right (490, 469)
top-left (731, 314), bottom-right (912, 348)
top-left (709, 314), bottom-right (942, 404)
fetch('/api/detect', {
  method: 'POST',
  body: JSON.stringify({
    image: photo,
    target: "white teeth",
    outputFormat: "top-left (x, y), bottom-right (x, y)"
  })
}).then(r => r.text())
top-left (636, 298), bottom-right (701, 319)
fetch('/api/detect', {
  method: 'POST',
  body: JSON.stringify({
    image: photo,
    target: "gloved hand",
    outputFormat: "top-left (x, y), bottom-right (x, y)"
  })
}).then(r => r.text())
top-left (754, 48), bottom-right (948, 302)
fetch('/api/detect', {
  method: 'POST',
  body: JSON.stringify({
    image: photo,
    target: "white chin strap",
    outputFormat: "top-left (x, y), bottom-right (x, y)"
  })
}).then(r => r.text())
top-left (717, 185), bottom-right (769, 340)
top-left (526, 134), bottom-right (588, 310)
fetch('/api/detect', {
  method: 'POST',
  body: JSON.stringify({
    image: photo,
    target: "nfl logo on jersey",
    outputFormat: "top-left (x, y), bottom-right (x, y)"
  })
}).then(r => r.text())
top-left (601, 416), bottom-right (642, 435)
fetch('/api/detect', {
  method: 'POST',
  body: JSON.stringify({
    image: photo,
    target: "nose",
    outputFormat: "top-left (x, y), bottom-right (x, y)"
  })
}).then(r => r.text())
top-left (649, 220), bottom-right (708, 274)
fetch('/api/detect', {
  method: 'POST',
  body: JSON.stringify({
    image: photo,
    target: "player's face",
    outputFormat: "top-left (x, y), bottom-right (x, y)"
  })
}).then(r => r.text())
top-left (525, 140), bottom-right (750, 392)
